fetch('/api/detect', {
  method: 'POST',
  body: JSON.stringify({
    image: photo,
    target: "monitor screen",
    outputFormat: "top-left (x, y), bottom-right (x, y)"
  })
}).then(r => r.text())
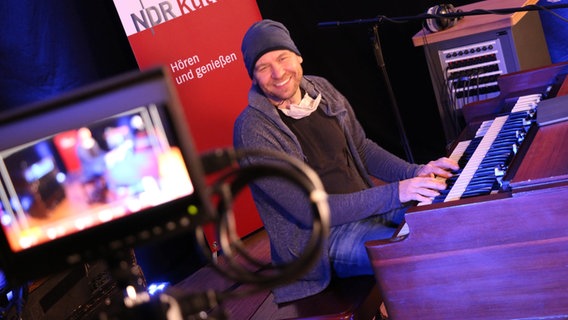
top-left (0, 68), bottom-right (213, 285)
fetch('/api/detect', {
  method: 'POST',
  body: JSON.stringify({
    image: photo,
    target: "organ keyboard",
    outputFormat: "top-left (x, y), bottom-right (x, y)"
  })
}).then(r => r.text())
top-left (435, 93), bottom-right (540, 203)
top-left (365, 61), bottom-right (568, 320)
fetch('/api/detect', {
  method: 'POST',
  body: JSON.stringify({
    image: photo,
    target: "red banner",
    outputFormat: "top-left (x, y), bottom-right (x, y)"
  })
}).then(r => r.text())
top-left (113, 0), bottom-right (263, 244)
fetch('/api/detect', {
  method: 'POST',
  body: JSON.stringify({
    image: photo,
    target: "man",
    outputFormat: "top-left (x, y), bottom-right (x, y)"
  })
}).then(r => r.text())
top-left (234, 19), bottom-right (459, 303)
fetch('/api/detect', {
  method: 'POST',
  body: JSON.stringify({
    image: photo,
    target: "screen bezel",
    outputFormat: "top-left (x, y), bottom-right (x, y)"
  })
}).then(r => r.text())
top-left (0, 67), bottom-right (214, 286)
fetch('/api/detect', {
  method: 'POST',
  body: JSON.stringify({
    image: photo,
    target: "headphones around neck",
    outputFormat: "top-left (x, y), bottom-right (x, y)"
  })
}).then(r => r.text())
top-left (425, 4), bottom-right (463, 33)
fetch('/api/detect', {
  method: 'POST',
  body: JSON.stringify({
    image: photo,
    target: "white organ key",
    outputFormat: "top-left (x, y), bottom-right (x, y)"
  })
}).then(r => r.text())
top-left (449, 140), bottom-right (470, 162)
top-left (418, 140), bottom-right (470, 206)
top-left (444, 115), bottom-right (508, 202)
top-left (512, 94), bottom-right (541, 113)
top-left (475, 120), bottom-right (494, 137)
top-left (434, 139), bottom-right (470, 183)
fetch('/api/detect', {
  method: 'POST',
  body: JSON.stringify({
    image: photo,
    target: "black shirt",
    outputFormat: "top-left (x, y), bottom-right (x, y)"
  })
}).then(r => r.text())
top-left (279, 107), bottom-right (368, 194)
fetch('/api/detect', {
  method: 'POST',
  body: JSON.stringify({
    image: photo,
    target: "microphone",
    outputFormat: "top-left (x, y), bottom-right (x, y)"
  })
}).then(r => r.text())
top-left (425, 4), bottom-right (463, 33)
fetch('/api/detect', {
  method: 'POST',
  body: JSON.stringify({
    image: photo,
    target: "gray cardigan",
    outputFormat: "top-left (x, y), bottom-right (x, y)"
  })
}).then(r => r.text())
top-left (233, 75), bottom-right (422, 303)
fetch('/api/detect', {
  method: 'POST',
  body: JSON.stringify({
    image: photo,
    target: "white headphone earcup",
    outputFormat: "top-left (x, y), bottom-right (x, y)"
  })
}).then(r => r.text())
top-left (425, 4), bottom-right (461, 33)
top-left (425, 5), bottom-right (442, 33)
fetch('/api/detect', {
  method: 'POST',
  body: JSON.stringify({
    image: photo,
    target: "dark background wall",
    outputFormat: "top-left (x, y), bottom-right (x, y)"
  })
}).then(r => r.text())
top-left (1, 0), bottom-right (567, 162)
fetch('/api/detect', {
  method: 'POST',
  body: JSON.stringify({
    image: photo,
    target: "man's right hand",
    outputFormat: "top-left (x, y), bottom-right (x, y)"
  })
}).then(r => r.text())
top-left (398, 176), bottom-right (448, 204)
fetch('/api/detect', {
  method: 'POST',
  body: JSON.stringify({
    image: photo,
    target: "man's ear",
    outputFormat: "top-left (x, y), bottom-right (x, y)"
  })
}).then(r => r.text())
top-left (297, 55), bottom-right (303, 64)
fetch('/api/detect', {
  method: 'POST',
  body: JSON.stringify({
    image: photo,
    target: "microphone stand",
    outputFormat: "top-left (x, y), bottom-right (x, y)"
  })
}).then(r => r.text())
top-left (319, 18), bottom-right (415, 163)
top-left (369, 24), bottom-right (414, 164)
top-left (318, 2), bottom-right (568, 164)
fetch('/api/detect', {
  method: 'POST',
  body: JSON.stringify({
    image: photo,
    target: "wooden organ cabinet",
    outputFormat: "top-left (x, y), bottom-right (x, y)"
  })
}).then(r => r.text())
top-left (413, 0), bottom-right (551, 144)
top-left (365, 61), bottom-right (568, 319)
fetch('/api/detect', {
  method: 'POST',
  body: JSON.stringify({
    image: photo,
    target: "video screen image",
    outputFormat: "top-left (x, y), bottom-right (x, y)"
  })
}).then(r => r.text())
top-left (0, 104), bottom-right (194, 252)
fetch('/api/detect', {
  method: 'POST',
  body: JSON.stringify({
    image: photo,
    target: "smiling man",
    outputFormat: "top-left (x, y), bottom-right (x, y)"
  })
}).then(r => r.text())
top-left (233, 19), bottom-right (458, 304)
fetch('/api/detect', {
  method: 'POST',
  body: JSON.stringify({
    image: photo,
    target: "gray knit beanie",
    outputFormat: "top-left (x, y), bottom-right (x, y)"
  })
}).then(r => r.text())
top-left (241, 19), bottom-right (301, 78)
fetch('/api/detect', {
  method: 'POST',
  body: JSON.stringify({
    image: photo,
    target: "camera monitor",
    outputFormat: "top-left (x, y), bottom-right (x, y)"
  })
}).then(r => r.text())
top-left (0, 68), bottom-right (213, 285)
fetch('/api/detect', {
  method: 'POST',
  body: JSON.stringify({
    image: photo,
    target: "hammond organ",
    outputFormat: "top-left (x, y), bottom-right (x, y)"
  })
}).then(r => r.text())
top-left (365, 61), bottom-right (568, 319)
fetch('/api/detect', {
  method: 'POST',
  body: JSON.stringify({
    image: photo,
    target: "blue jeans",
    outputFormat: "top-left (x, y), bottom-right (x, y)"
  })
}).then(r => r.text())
top-left (328, 209), bottom-right (405, 277)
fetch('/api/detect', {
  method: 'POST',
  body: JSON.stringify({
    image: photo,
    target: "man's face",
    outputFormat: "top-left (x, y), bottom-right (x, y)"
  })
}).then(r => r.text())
top-left (252, 49), bottom-right (303, 106)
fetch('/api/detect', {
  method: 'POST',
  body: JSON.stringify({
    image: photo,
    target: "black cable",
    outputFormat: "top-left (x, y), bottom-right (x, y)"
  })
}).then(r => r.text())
top-left (192, 147), bottom-right (330, 302)
top-left (464, 75), bottom-right (471, 107)
top-left (474, 68), bottom-right (481, 103)
top-left (210, 165), bottom-right (325, 284)
top-left (319, 4), bottom-right (568, 28)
